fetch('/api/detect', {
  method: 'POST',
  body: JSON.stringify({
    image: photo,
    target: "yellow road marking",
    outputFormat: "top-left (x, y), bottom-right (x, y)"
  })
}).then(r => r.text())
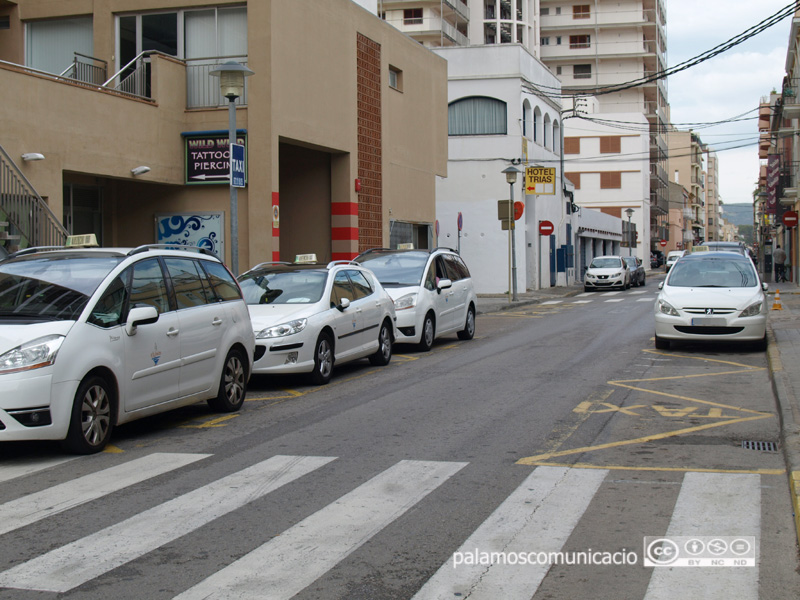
top-left (521, 461), bottom-right (785, 476)
top-left (545, 389), bottom-right (614, 455)
top-left (180, 414), bottom-right (239, 429)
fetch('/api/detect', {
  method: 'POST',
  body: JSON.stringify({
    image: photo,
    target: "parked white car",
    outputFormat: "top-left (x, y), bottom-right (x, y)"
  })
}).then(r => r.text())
top-left (654, 251), bottom-right (768, 351)
top-left (238, 260), bottom-right (397, 384)
top-left (583, 256), bottom-right (630, 292)
top-left (0, 241), bottom-right (255, 454)
top-left (354, 248), bottom-right (477, 351)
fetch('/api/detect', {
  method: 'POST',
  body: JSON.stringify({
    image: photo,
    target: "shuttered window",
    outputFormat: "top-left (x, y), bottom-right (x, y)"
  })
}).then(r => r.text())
top-left (565, 172), bottom-right (581, 189)
top-left (564, 137), bottom-right (581, 154)
top-left (600, 172), bottom-right (622, 189)
top-left (600, 136), bottom-right (622, 154)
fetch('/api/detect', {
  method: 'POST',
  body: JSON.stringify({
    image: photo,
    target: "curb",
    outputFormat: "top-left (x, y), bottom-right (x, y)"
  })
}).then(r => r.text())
top-left (766, 321), bottom-right (800, 546)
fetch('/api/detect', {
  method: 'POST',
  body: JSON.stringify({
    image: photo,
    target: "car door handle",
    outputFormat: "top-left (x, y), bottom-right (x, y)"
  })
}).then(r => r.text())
top-left (212, 317), bottom-right (223, 326)
top-left (166, 328), bottom-right (180, 337)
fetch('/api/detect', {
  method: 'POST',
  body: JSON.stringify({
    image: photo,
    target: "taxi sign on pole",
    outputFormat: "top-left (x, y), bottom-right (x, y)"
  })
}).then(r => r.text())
top-left (525, 167), bottom-right (556, 195)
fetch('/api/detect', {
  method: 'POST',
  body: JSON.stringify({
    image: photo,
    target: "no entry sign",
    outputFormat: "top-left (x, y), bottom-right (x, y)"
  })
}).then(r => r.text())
top-left (539, 220), bottom-right (554, 235)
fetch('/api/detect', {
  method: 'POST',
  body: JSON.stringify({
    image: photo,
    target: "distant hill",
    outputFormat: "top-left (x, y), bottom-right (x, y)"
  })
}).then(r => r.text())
top-left (720, 203), bottom-right (753, 227)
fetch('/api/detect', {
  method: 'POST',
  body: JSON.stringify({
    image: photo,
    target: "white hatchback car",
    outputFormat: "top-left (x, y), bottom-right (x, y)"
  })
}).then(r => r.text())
top-left (238, 260), bottom-right (397, 384)
top-left (0, 242), bottom-right (255, 454)
top-left (654, 252), bottom-right (768, 351)
top-left (354, 248), bottom-right (477, 351)
top-left (665, 250), bottom-right (686, 273)
top-left (583, 255), bottom-right (630, 292)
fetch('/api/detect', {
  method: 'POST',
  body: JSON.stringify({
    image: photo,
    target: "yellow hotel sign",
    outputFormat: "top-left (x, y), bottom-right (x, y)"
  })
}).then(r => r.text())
top-left (525, 167), bottom-right (556, 195)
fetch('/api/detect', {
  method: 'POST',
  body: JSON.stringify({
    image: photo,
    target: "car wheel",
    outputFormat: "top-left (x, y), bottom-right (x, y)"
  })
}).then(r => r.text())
top-left (654, 335), bottom-right (670, 350)
top-left (208, 348), bottom-right (247, 412)
top-left (457, 305), bottom-right (476, 340)
top-left (753, 334), bottom-right (768, 352)
top-left (310, 332), bottom-right (334, 385)
top-left (584, 285), bottom-right (591, 292)
top-left (62, 374), bottom-right (114, 455)
top-left (641, 276), bottom-right (646, 287)
top-left (418, 313), bottom-right (435, 352)
top-left (369, 320), bottom-right (393, 366)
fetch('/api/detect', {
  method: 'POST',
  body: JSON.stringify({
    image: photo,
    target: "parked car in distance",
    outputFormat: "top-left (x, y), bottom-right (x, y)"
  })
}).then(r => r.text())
top-left (665, 250), bottom-right (686, 273)
top-left (650, 252), bottom-right (659, 269)
top-left (354, 247), bottom-right (477, 351)
top-left (238, 258), bottom-right (396, 385)
top-left (0, 238), bottom-right (254, 454)
top-left (654, 251), bottom-right (768, 351)
top-left (623, 256), bottom-right (646, 287)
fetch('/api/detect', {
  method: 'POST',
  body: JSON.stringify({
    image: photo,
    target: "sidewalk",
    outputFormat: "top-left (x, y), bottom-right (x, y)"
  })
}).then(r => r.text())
top-left (478, 275), bottom-right (800, 545)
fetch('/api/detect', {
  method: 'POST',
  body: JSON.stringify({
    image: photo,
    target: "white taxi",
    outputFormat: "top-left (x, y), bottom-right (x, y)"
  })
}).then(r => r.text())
top-left (238, 259), bottom-right (397, 384)
top-left (0, 239), bottom-right (255, 454)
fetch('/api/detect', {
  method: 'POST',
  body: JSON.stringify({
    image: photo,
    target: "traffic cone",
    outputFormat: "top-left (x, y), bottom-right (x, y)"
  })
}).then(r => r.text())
top-left (773, 289), bottom-right (783, 311)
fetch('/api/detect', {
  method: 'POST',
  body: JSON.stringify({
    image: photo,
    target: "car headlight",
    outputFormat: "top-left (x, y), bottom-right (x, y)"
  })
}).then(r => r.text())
top-left (740, 302), bottom-right (762, 317)
top-left (394, 293), bottom-right (417, 311)
top-left (613, 271), bottom-right (623, 278)
top-left (657, 299), bottom-right (679, 316)
top-left (0, 335), bottom-right (65, 374)
top-left (256, 318), bottom-right (307, 339)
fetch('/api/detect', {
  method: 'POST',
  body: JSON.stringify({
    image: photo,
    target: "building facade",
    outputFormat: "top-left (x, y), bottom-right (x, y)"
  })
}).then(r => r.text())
top-left (0, 0), bottom-right (447, 270)
top-left (667, 129), bottom-right (707, 250)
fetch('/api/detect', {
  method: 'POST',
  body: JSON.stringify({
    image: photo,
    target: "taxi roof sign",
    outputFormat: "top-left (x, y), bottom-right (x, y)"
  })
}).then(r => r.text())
top-left (295, 253), bottom-right (317, 264)
top-left (65, 234), bottom-right (99, 248)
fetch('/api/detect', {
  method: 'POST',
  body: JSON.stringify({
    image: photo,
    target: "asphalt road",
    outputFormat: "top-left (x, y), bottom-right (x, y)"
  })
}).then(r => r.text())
top-left (1, 285), bottom-right (798, 599)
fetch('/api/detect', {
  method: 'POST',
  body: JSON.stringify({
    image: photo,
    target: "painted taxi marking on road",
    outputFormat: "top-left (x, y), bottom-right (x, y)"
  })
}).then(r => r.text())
top-left (517, 350), bottom-right (773, 466)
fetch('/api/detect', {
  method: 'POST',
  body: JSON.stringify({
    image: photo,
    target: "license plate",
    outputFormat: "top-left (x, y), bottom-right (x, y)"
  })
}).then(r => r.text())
top-left (691, 317), bottom-right (727, 326)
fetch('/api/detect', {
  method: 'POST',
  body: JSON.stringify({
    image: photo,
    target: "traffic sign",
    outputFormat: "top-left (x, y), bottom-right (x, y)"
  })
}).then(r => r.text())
top-left (514, 201), bottom-right (524, 220)
top-left (457, 212), bottom-right (463, 232)
top-left (783, 210), bottom-right (798, 228)
top-left (660, 239), bottom-right (667, 247)
top-left (539, 220), bottom-right (554, 236)
top-left (525, 167), bottom-right (556, 195)
top-left (230, 143), bottom-right (246, 188)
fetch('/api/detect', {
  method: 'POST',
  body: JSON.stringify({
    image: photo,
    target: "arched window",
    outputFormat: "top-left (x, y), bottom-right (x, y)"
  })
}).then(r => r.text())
top-left (543, 114), bottom-right (551, 148)
top-left (448, 97), bottom-right (507, 135)
top-left (522, 99), bottom-right (532, 139)
top-left (533, 107), bottom-right (542, 144)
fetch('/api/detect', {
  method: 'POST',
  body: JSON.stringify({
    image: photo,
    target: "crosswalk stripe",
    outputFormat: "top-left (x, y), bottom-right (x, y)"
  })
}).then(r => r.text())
top-left (411, 466), bottom-right (608, 599)
top-left (0, 456), bottom-right (76, 484)
top-left (644, 472), bottom-right (760, 599)
top-left (637, 297), bottom-right (655, 302)
top-left (174, 459), bottom-right (467, 600)
top-left (0, 454), bottom-right (336, 593)
top-left (0, 453), bottom-right (210, 537)
top-left (541, 300), bottom-right (563, 305)
top-left (605, 299), bottom-right (624, 303)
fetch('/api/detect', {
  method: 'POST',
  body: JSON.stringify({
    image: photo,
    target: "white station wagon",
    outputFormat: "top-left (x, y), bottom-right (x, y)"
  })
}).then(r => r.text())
top-left (0, 241), bottom-right (255, 454)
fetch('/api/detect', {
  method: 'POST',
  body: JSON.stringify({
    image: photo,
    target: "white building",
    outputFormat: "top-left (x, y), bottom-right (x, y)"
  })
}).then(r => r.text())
top-left (434, 44), bottom-right (621, 293)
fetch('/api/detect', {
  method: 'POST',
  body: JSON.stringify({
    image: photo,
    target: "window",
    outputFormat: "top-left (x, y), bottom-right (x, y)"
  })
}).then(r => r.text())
top-left (573, 5), bottom-right (590, 19)
top-left (448, 97), bottom-right (507, 136)
top-left (570, 35), bottom-right (591, 49)
top-left (0, 16), bottom-right (10, 30)
top-left (129, 259), bottom-right (170, 313)
top-left (533, 107), bottom-right (542, 143)
top-left (573, 64), bottom-right (592, 79)
top-left (26, 17), bottom-right (93, 76)
top-left (88, 275), bottom-right (129, 329)
top-left (564, 137), bottom-right (580, 154)
top-left (331, 271), bottom-right (355, 307)
top-left (556, 36), bottom-right (562, 45)
top-left (600, 172), bottom-right (622, 189)
top-left (348, 271), bottom-right (373, 299)
top-left (389, 66), bottom-right (403, 91)
top-left (556, 66), bottom-right (562, 75)
top-left (600, 136), bottom-right (622, 154)
top-left (543, 114), bottom-right (551, 148)
top-left (165, 258), bottom-right (212, 309)
top-left (541, 7), bottom-right (550, 16)
top-left (556, 7), bottom-right (562, 15)
top-left (565, 172), bottom-right (581, 189)
top-left (484, 22), bottom-right (497, 44)
top-left (404, 8), bottom-right (423, 25)
top-left (541, 37), bottom-right (550, 45)
top-left (522, 100), bottom-right (532, 138)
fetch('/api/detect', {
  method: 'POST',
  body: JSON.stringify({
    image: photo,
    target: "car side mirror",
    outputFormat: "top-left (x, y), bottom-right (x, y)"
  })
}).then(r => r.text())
top-left (336, 297), bottom-right (351, 312)
top-left (437, 278), bottom-right (452, 292)
top-left (125, 305), bottom-right (159, 336)
top-left (658, 282), bottom-right (664, 290)
top-left (762, 282), bottom-right (769, 292)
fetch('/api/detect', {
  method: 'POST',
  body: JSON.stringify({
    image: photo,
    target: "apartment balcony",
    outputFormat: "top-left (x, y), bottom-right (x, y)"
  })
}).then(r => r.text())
top-left (381, 0), bottom-right (468, 23)
top-left (782, 78), bottom-right (800, 119)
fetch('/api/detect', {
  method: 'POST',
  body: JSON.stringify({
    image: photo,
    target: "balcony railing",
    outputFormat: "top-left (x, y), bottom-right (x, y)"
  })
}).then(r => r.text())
top-left (59, 53), bottom-right (108, 86)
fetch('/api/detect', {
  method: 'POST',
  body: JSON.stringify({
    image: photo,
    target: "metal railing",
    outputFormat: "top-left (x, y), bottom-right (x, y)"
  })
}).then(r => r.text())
top-left (186, 55), bottom-right (249, 108)
top-left (0, 144), bottom-right (68, 251)
top-left (59, 53), bottom-right (108, 86)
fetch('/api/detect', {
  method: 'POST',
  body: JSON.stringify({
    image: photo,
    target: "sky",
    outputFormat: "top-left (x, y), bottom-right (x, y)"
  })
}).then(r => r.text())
top-left (666, 0), bottom-right (794, 206)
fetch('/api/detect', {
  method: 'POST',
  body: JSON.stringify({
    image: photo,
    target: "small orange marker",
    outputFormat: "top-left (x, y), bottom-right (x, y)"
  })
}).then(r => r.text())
top-left (773, 289), bottom-right (783, 311)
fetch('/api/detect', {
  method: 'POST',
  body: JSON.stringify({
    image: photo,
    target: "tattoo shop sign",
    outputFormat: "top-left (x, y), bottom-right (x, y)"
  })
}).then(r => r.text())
top-left (183, 131), bottom-right (247, 185)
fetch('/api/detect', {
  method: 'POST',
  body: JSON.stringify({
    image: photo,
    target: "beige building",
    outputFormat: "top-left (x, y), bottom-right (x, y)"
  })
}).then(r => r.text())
top-left (666, 181), bottom-right (688, 253)
top-left (667, 130), bottom-right (706, 249)
top-left (0, 0), bottom-right (447, 270)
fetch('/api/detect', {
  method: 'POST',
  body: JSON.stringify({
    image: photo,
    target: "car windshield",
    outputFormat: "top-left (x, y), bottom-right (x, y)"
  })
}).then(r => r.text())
top-left (238, 269), bottom-right (327, 304)
top-left (668, 258), bottom-right (758, 288)
top-left (356, 252), bottom-right (429, 286)
top-left (623, 258), bottom-right (638, 268)
top-left (0, 254), bottom-right (123, 321)
top-left (589, 258), bottom-right (622, 269)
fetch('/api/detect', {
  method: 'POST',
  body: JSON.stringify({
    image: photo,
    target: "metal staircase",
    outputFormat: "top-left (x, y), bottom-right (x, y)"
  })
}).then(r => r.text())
top-left (0, 143), bottom-right (68, 253)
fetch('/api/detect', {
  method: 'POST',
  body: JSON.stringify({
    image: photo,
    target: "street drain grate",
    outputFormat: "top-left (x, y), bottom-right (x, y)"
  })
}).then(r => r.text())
top-left (741, 440), bottom-right (779, 452)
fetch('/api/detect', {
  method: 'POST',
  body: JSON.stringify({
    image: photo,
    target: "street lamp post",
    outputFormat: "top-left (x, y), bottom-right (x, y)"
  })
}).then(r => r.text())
top-left (210, 61), bottom-right (254, 276)
top-left (502, 165), bottom-right (522, 301)
top-left (625, 208), bottom-right (634, 256)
